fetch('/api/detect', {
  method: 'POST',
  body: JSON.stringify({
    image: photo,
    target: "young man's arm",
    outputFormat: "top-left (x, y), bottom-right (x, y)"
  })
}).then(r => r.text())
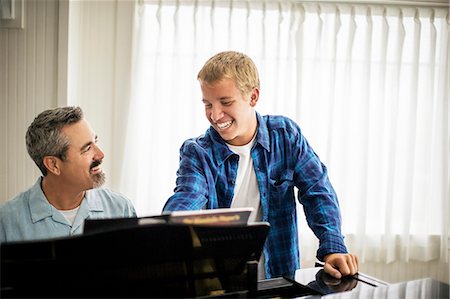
top-left (163, 140), bottom-right (210, 212)
top-left (293, 127), bottom-right (358, 277)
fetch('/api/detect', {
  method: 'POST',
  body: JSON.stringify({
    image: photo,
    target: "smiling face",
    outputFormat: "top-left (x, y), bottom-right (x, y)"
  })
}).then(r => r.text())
top-left (202, 78), bottom-right (259, 146)
top-left (58, 119), bottom-right (106, 191)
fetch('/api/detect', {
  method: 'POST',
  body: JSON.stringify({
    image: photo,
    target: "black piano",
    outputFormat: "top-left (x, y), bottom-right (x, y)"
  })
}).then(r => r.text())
top-left (1, 218), bottom-right (448, 298)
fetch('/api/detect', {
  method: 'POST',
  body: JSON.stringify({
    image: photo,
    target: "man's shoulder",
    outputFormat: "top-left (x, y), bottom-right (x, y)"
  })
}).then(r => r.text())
top-left (0, 188), bottom-right (32, 214)
top-left (0, 193), bottom-right (33, 230)
top-left (261, 114), bottom-right (301, 134)
top-left (88, 187), bottom-right (129, 202)
top-left (86, 188), bottom-right (136, 216)
top-left (180, 132), bottom-right (215, 153)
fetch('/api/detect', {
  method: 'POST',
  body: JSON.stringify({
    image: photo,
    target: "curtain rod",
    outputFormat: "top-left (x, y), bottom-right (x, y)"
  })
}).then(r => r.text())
top-left (297, 0), bottom-right (448, 8)
top-left (141, 0), bottom-right (448, 9)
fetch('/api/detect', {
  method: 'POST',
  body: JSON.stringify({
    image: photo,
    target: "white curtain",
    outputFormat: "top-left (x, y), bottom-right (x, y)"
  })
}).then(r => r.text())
top-left (120, 0), bottom-right (449, 265)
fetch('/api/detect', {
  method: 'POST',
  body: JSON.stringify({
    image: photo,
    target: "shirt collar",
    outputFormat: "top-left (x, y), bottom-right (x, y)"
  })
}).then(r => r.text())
top-left (29, 177), bottom-right (53, 223)
top-left (84, 189), bottom-right (104, 212)
top-left (71, 190), bottom-right (104, 232)
top-left (207, 111), bottom-right (271, 166)
top-left (255, 112), bottom-right (270, 152)
top-left (208, 127), bottom-right (234, 166)
top-left (29, 177), bottom-right (104, 224)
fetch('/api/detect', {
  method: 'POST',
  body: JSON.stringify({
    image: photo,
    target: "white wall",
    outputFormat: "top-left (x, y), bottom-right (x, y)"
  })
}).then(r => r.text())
top-left (0, 0), bottom-right (135, 204)
top-left (0, 0), bottom-right (59, 203)
top-left (65, 0), bottom-right (135, 191)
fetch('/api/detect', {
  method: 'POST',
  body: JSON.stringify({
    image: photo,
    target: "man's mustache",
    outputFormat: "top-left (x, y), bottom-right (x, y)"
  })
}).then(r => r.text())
top-left (90, 160), bottom-right (102, 169)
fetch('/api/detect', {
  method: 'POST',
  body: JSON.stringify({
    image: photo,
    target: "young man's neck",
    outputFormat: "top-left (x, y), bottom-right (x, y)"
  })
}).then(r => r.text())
top-left (41, 176), bottom-right (85, 210)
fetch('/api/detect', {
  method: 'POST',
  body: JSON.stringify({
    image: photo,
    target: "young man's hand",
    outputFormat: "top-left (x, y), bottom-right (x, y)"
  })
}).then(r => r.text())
top-left (323, 253), bottom-right (359, 279)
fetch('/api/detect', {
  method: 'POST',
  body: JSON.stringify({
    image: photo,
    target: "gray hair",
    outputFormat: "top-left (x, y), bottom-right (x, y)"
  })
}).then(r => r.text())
top-left (26, 106), bottom-right (84, 176)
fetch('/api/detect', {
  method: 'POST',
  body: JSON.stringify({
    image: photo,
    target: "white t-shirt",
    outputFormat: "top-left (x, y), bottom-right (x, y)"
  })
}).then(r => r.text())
top-left (59, 206), bottom-right (80, 226)
top-left (226, 134), bottom-right (262, 223)
top-left (227, 134), bottom-right (265, 279)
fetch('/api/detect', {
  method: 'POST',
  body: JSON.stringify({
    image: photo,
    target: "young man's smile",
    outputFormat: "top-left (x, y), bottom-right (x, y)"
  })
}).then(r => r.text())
top-left (215, 120), bottom-right (233, 130)
top-left (201, 78), bottom-right (258, 146)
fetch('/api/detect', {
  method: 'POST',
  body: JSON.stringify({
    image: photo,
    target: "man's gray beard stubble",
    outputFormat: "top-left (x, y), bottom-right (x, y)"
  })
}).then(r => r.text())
top-left (93, 172), bottom-right (106, 188)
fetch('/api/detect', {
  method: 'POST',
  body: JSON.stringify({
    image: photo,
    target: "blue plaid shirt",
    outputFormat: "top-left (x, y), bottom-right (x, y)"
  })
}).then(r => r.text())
top-left (163, 112), bottom-right (348, 278)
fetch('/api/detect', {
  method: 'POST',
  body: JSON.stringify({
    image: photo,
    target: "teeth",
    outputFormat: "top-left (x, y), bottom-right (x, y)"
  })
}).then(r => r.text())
top-left (217, 120), bottom-right (232, 129)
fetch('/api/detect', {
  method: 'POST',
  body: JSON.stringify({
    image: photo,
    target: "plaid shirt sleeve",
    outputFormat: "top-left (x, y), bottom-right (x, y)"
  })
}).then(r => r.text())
top-left (289, 119), bottom-right (348, 261)
top-left (163, 138), bottom-right (211, 211)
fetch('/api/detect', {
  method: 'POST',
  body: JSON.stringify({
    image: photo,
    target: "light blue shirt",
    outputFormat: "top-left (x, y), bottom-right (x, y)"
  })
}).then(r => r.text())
top-left (0, 177), bottom-right (136, 243)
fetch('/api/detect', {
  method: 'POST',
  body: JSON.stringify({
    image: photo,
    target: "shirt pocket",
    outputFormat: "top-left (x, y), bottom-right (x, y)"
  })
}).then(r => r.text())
top-left (269, 169), bottom-right (295, 205)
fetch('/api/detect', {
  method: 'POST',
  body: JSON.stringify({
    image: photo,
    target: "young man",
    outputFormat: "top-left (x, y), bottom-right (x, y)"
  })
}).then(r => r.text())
top-left (163, 51), bottom-right (358, 279)
top-left (0, 106), bottom-right (136, 243)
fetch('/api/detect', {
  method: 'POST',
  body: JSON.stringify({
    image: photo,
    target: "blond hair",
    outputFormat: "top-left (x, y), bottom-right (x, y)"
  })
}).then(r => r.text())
top-left (197, 51), bottom-right (260, 95)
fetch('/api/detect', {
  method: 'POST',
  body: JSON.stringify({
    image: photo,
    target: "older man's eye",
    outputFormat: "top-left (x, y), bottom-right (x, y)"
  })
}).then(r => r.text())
top-left (82, 145), bottom-right (92, 153)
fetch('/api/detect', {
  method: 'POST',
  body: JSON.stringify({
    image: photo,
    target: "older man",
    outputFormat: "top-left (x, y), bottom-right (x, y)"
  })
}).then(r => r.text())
top-left (0, 106), bottom-right (136, 243)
